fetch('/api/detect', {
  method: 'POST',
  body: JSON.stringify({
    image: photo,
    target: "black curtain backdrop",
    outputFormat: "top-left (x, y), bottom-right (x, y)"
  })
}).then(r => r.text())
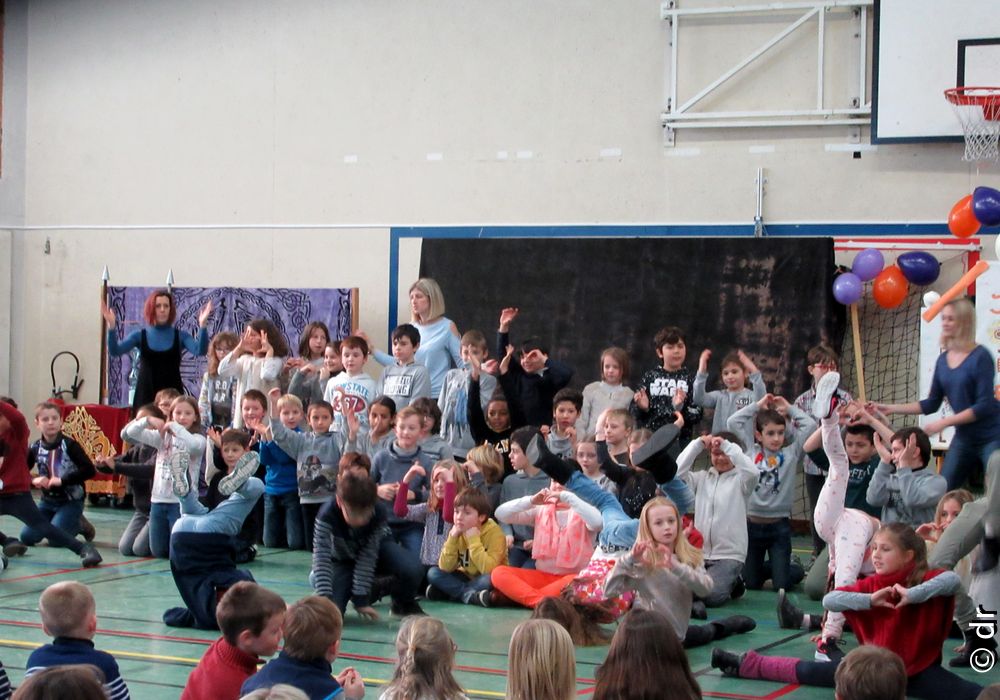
top-left (419, 237), bottom-right (845, 404)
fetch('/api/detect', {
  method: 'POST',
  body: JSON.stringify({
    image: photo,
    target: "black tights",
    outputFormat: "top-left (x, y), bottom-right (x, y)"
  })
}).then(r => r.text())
top-left (0, 493), bottom-right (84, 554)
top-left (794, 660), bottom-right (982, 700)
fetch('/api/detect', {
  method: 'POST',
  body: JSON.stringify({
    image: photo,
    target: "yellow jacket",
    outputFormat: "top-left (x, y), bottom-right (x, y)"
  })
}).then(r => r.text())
top-left (437, 518), bottom-right (507, 577)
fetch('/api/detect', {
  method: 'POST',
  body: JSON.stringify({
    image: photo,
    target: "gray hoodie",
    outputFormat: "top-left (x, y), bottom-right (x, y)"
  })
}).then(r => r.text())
top-left (270, 421), bottom-right (344, 505)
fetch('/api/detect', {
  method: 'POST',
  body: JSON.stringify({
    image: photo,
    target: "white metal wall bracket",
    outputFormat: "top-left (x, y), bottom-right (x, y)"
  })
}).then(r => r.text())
top-left (661, 0), bottom-right (873, 136)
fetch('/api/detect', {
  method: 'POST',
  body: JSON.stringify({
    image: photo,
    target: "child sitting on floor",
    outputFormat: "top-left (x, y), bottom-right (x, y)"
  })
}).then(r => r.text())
top-left (241, 596), bottom-right (365, 700)
top-left (394, 460), bottom-right (467, 570)
top-left (711, 523), bottom-right (984, 700)
top-left (25, 581), bottom-right (130, 700)
top-left (491, 479), bottom-right (602, 608)
top-left (182, 582), bottom-right (287, 700)
top-left (378, 616), bottom-right (468, 700)
top-left (603, 497), bottom-right (755, 648)
top-left (866, 426), bottom-right (947, 527)
top-left (675, 432), bottom-right (759, 607)
top-left (427, 488), bottom-right (507, 606)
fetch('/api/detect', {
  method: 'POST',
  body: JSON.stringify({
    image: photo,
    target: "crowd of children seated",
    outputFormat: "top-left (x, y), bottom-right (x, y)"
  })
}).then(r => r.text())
top-left (0, 280), bottom-right (996, 700)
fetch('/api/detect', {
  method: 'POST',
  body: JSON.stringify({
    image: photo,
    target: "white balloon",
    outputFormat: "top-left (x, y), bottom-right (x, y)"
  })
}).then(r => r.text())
top-left (923, 291), bottom-right (941, 308)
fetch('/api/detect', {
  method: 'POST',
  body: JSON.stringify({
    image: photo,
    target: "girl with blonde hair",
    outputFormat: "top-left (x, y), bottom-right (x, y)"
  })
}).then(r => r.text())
top-left (506, 619), bottom-right (575, 700)
top-left (379, 616), bottom-right (467, 700)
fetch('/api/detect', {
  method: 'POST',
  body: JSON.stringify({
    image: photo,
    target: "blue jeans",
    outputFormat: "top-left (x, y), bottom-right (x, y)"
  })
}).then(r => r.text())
top-left (427, 567), bottom-right (493, 603)
top-left (507, 546), bottom-right (536, 569)
top-left (319, 536), bottom-right (424, 614)
top-left (660, 478), bottom-right (695, 514)
top-left (567, 471), bottom-right (638, 549)
top-left (941, 433), bottom-right (1000, 491)
top-left (745, 518), bottom-right (793, 590)
top-left (173, 478), bottom-right (264, 537)
top-left (20, 499), bottom-right (84, 546)
top-left (263, 491), bottom-right (305, 549)
top-left (149, 502), bottom-right (181, 559)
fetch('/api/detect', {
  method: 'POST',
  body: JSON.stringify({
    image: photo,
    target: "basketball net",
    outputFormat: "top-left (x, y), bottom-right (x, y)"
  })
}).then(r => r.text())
top-left (945, 87), bottom-right (1000, 163)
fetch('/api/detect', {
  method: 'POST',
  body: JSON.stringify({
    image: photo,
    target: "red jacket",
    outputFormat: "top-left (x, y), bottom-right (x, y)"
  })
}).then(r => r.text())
top-left (181, 637), bottom-right (260, 700)
top-left (0, 400), bottom-right (32, 494)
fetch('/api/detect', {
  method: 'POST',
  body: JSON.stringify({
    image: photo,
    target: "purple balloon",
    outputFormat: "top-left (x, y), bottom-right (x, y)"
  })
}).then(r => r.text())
top-left (897, 251), bottom-right (940, 286)
top-left (852, 248), bottom-right (885, 282)
top-left (972, 186), bottom-right (1000, 227)
top-left (832, 272), bottom-right (863, 305)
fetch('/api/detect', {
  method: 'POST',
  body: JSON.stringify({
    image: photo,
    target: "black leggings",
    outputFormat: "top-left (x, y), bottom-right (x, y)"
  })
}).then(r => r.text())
top-left (795, 659), bottom-right (982, 700)
top-left (0, 493), bottom-right (84, 554)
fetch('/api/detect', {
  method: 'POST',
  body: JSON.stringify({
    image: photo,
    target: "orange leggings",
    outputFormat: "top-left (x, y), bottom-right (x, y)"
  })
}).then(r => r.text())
top-left (490, 566), bottom-right (577, 608)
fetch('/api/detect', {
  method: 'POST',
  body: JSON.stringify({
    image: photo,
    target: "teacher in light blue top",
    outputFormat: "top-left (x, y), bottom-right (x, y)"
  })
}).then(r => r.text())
top-left (102, 289), bottom-right (213, 412)
top-left (876, 297), bottom-right (999, 490)
top-left (375, 278), bottom-right (462, 398)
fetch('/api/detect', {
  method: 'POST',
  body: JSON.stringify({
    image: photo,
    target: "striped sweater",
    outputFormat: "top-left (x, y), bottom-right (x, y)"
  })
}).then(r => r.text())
top-left (312, 500), bottom-right (391, 608)
top-left (25, 637), bottom-right (130, 700)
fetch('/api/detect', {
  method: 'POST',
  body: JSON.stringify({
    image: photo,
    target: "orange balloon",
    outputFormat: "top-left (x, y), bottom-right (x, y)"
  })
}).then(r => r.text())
top-left (873, 265), bottom-right (909, 309)
top-left (948, 194), bottom-right (981, 238)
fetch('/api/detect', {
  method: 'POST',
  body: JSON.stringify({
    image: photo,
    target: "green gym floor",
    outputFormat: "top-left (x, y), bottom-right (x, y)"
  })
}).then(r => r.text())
top-left (0, 508), bottom-right (992, 699)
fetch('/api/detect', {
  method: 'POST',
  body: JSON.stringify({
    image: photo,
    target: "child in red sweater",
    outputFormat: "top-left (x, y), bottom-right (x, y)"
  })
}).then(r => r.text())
top-left (0, 397), bottom-right (101, 567)
top-left (711, 522), bottom-right (983, 700)
top-left (182, 582), bottom-right (286, 700)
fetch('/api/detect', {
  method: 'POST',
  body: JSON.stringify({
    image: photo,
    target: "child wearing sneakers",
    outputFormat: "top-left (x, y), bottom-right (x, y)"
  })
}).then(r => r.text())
top-left (779, 378), bottom-right (884, 662)
top-left (25, 581), bottom-right (130, 700)
top-left (675, 432), bottom-right (760, 607)
top-left (20, 402), bottom-right (97, 547)
top-left (794, 344), bottom-right (853, 557)
top-left (0, 398), bottom-right (101, 567)
top-left (182, 582), bottom-right (286, 700)
top-left (312, 470), bottom-right (425, 620)
top-left (728, 393), bottom-right (816, 592)
top-left (427, 488), bottom-right (507, 606)
top-left (123, 395), bottom-right (207, 559)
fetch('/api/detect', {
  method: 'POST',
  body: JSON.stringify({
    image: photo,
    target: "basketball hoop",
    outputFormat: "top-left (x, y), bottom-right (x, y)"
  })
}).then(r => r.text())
top-left (944, 87), bottom-right (1000, 163)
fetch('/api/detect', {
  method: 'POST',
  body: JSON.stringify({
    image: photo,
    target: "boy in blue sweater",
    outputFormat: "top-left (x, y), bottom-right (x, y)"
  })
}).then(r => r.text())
top-left (241, 595), bottom-right (365, 700)
top-left (25, 581), bottom-right (130, 700)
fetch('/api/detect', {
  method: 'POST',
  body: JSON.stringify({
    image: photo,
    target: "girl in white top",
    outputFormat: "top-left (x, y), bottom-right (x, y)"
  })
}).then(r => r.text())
top-left (378, 616), bottom-right (468, 700)
top-left (218, 320), bottom-right (288, 428)
top-left (122, 395), bottom-right (207, 559)
top-left (577, 347), bottom-right (633, 436)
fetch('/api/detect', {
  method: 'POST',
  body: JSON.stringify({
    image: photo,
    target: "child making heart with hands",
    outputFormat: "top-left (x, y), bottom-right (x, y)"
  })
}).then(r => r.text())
top-left (712, 522), bottom-right (983, 700)
top-left (604, 497), bottom-right (755, 647)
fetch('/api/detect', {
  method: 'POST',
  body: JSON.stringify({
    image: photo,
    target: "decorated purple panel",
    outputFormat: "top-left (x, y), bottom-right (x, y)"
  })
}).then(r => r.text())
top-left (105, 286), bottom-right (354, 407)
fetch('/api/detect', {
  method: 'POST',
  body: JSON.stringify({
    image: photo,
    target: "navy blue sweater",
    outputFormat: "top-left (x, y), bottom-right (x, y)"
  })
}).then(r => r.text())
top-left (241, 651), bottom-right (343, 699)
top-left (26, 637), bottom-right (130, 700)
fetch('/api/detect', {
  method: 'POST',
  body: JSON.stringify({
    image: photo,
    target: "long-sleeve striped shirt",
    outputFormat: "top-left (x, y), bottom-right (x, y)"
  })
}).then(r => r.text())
top-left (25, 637), bottom-right (130, 700)
top-left (311, 500), bottom-right (390, 608)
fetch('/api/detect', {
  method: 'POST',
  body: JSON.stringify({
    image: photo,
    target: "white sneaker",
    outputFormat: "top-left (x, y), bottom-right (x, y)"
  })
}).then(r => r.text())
top-left (812, 371), bottom-right (841, 420)
top-left (219, 452), bottom-right (260, 496)
top-left (169, 448), bottom-right (191, 498)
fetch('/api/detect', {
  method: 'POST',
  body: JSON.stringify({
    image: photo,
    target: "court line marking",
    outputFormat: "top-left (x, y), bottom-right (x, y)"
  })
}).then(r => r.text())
top-left (0, 638), bottom-right (537, 699)
top-left (0, 557), bottom-right (156, 583)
